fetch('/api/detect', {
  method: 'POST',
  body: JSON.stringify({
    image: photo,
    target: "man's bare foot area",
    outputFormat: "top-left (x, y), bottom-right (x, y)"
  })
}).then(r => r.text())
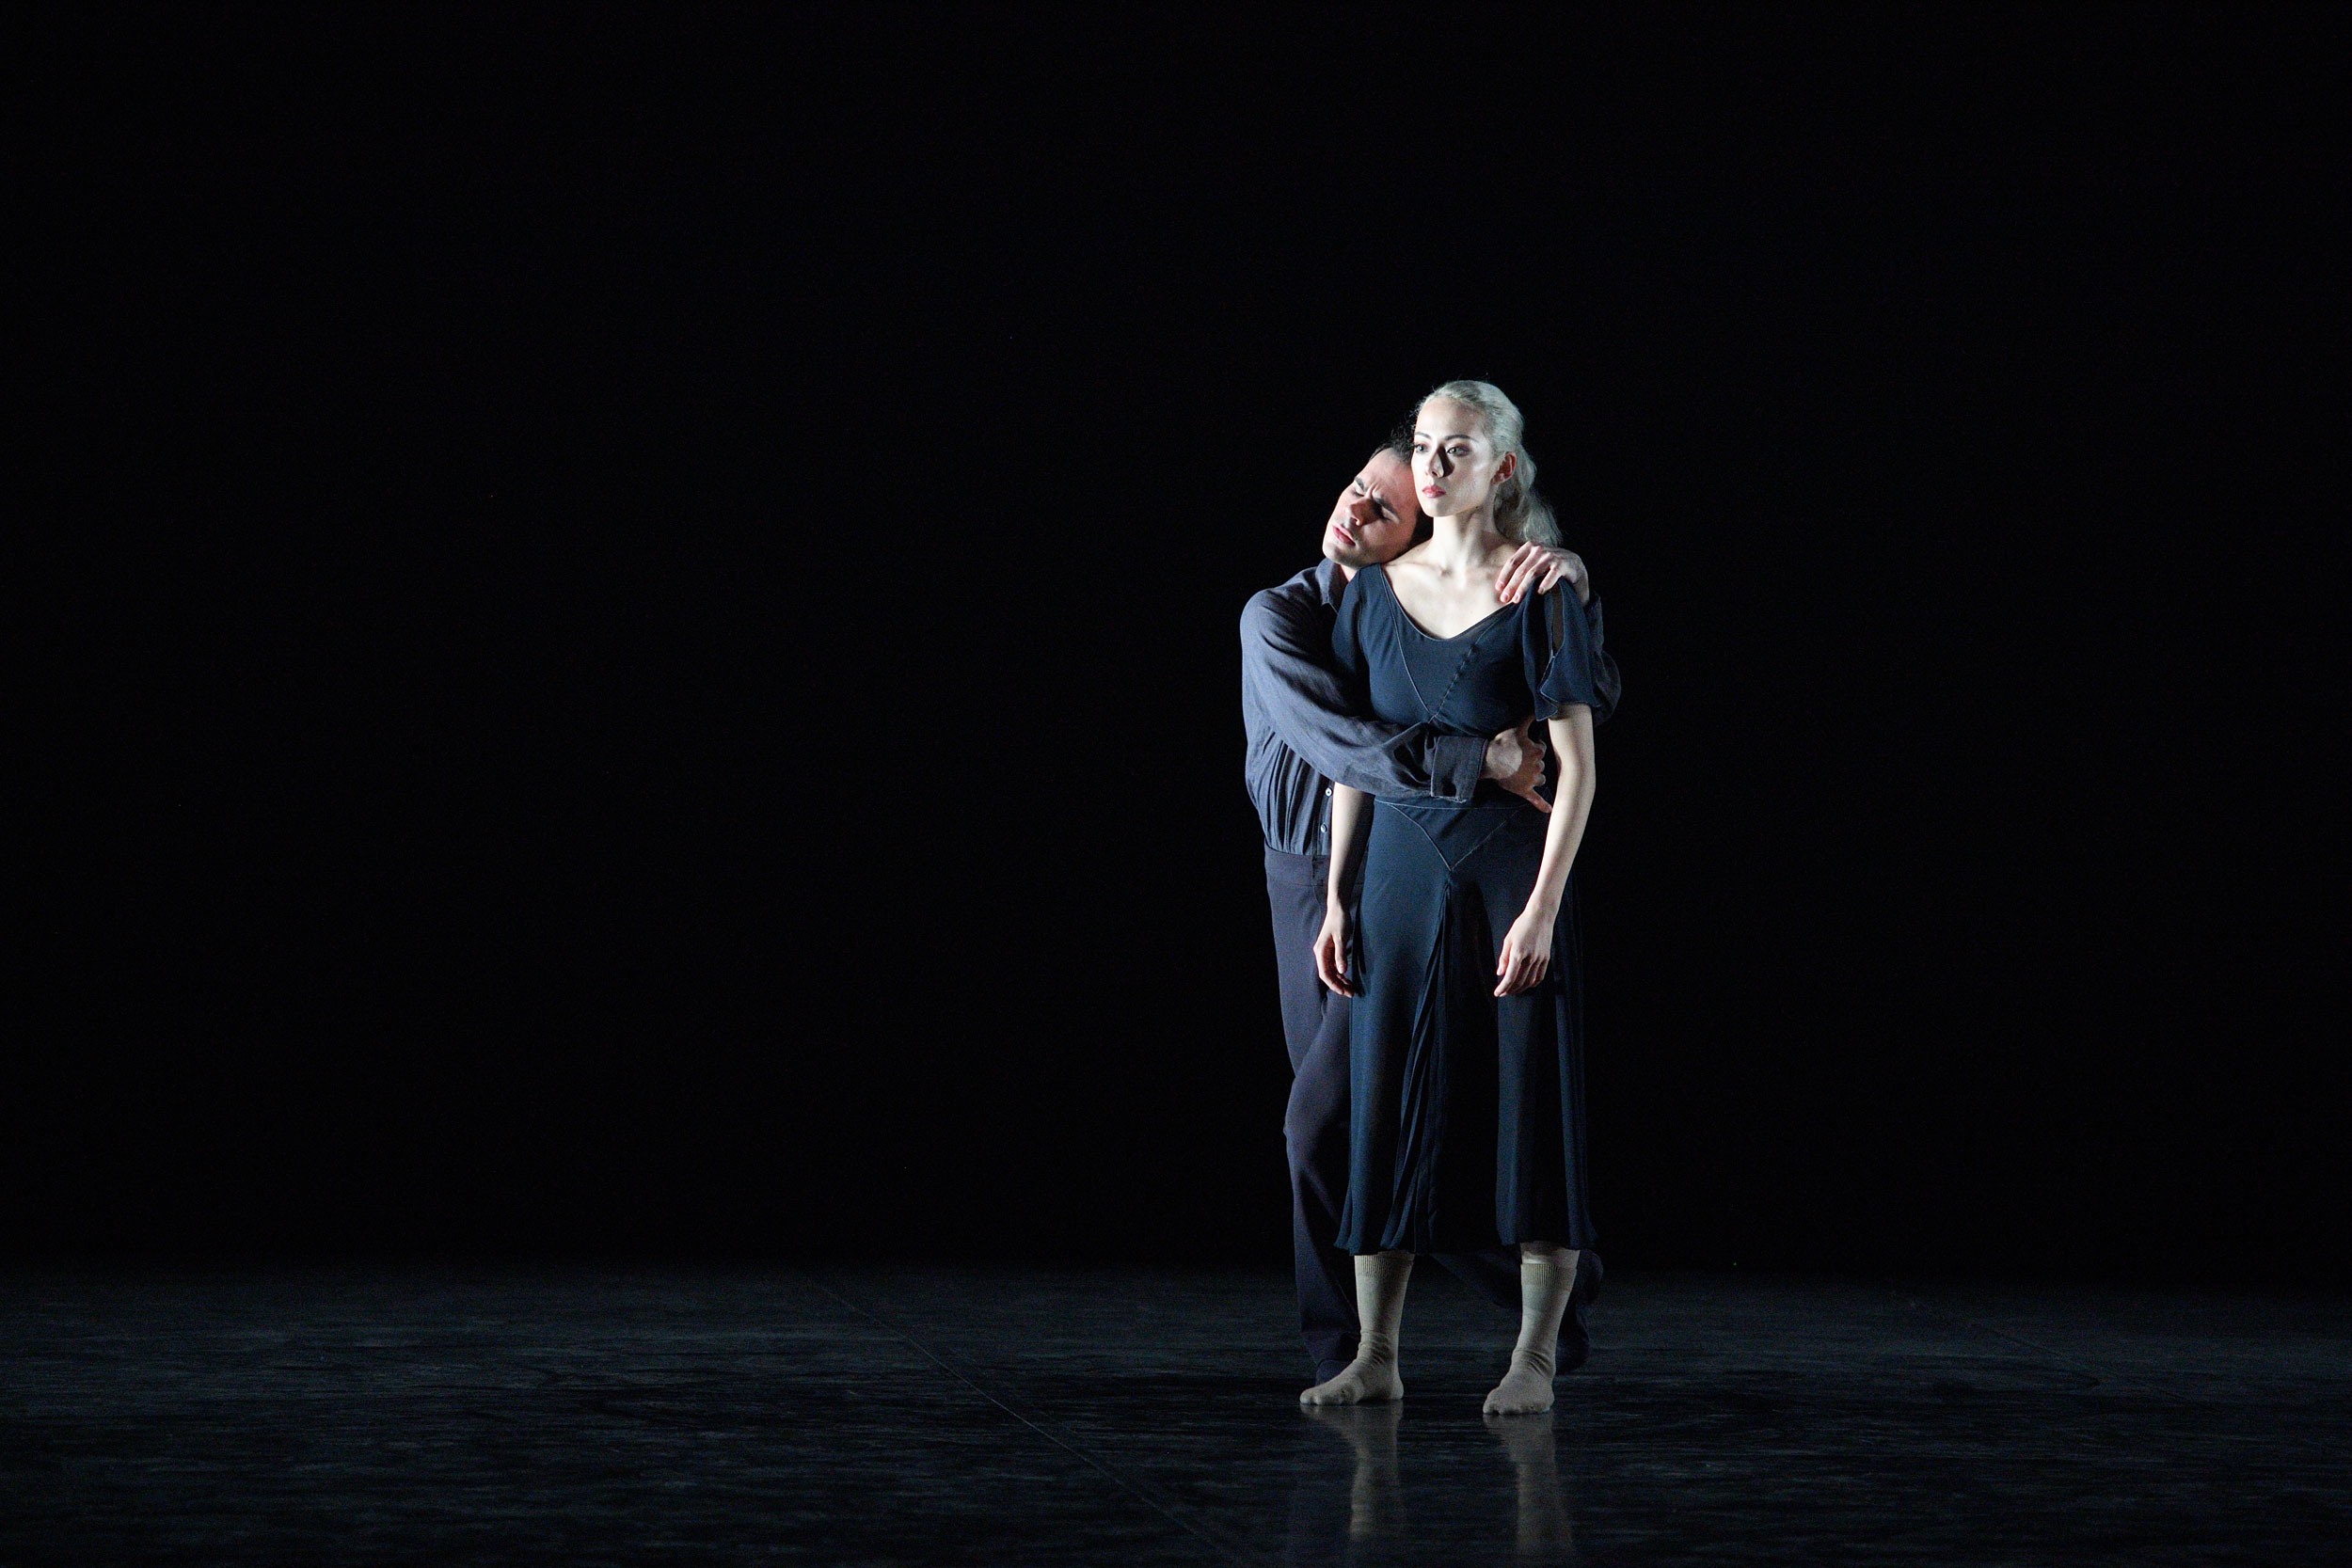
top-left (1481, 1353), bottom-right (1556, 1416)
top-left (1300, 1354), bottom-right (1403, 1405)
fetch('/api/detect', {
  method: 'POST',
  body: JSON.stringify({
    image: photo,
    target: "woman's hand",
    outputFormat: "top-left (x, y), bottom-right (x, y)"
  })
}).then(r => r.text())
top-left (1313, 902), bottom-right (1356, 998)
top-left (1495, 904), bottom-right (1556, 997)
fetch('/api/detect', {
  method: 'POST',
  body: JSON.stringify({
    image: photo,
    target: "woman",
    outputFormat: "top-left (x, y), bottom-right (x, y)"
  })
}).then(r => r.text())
top-left (1307, 381), bottom-right (1612, 1417)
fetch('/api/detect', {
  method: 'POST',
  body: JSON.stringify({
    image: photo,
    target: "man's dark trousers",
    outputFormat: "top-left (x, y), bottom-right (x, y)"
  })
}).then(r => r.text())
top-left (1266, 845), bottom-right (1539, 1381)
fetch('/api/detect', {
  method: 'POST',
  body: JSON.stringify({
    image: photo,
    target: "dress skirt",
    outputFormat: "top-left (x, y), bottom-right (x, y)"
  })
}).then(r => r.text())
top-left (1334, 792), bottom-right (1597, 1257)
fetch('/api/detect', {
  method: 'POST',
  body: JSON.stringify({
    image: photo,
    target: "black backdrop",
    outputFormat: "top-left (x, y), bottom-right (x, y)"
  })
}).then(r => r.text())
top-left (14, 10), bottom-right (2346, 1281)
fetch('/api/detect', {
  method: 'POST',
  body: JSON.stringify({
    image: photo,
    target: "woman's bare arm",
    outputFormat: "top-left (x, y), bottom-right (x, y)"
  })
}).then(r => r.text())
top-left (1495, 706), bottom-right (1597, 997)
top-left (1313, 784), bottom-right (1374, 997)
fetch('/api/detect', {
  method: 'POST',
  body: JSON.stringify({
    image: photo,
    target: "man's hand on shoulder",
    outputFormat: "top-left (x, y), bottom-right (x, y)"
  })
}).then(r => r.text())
top-left (1496, 545), bottom-right (1590, 606)
top-left (1484, 720), bottom-right (1552, 815)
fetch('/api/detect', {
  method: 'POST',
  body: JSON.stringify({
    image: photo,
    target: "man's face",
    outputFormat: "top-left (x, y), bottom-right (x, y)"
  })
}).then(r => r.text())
top-left (1321, 451), bottom-right (1422, 570)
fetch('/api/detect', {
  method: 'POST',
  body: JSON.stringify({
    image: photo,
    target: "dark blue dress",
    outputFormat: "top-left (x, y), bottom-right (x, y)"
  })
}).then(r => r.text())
top-left (1330, 566), bottom-right (1615, 1256)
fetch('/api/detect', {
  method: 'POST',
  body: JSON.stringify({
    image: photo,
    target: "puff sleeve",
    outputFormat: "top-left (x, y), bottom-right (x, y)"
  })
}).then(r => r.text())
top-left (1522, 590), bottom-right (1621, 724)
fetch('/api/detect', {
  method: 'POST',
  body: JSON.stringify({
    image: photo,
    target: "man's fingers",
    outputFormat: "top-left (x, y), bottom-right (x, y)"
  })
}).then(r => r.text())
top-left (1506, 720), bottom-right (1549, 813)
top-left (1504, 546), bottom-right (1553, 598)
top-left (1497, 545), bottom-right (1538, 603)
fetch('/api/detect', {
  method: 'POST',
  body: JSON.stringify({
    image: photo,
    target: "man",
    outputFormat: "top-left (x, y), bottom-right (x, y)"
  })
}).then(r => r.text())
top-left (1240, 434), bottom-right (1617, 1387)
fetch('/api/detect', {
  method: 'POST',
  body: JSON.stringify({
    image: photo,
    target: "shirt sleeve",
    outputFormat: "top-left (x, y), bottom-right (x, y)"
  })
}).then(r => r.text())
top-left (1242, 588), bottom-right (1483, 802)
top-left (1523, 588), bottom-right (1620, 724)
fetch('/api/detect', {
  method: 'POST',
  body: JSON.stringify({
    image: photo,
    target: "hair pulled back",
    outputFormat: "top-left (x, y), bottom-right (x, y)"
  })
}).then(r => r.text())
top-left (1419, 379), bottom-right (1561, 546)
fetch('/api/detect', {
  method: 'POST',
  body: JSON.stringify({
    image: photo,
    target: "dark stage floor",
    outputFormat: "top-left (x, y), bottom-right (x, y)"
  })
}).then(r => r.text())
top-left (2, 1266), bottom-right (2346, 1564)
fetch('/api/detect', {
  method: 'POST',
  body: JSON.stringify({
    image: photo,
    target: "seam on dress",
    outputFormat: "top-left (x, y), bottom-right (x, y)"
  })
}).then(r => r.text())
top-left (1382, 799), bottom-right (1521, 876)
top-left (1444, 811), bottom-right (1522, 874)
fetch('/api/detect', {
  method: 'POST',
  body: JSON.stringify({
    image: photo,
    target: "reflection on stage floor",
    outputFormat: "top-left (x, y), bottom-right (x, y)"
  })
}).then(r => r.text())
top-left (3, 1264), bottom-right (2345, 1562)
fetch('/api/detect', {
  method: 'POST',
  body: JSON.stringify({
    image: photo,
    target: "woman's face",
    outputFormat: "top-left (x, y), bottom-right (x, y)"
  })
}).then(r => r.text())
top-left (1411, 399), bottom-right (1515, 519)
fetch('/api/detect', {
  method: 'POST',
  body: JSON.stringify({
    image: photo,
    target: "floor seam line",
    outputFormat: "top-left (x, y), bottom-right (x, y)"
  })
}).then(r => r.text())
top-left (809, 1275), bottom-right (1263, 1567)
top-left (1887, 1286), bottom-right (2109, 1388)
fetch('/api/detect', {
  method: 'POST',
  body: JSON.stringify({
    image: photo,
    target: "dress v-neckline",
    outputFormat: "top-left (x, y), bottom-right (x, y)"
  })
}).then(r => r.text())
top-left (1379, 565), bottom-right (1512, 642)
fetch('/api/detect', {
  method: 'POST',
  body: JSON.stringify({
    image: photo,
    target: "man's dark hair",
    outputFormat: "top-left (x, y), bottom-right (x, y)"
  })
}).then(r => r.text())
top-left (1381, 426), bottom-right (1435, 544)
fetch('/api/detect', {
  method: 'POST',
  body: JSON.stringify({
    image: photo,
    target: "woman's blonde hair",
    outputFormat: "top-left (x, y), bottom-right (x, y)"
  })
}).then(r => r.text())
top-left (1419, 379), bottom-right (1561, 546)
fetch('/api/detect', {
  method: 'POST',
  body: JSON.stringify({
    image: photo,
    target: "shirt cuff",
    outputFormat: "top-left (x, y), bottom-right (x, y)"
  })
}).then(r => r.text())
top-left (1428, 732), bottom-right (1487, 802)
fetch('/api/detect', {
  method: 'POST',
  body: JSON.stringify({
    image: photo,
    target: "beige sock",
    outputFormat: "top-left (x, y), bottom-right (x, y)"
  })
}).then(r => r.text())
top-left (1300, 1251), bottom-right (1412, 1405)
top-left (1485, 1245), bottom-right (1578, 1416)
